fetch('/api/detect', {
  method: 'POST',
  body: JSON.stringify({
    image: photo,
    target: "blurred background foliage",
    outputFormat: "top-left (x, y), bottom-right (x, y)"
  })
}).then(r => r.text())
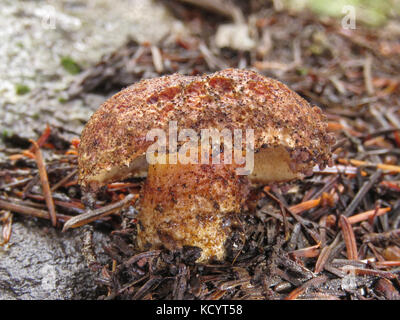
top-left (282, 0), bottom-right (400, 26)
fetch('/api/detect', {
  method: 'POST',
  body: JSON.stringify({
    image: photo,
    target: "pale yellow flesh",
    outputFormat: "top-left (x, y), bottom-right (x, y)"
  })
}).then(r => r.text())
top-left (87, 146), bottom-right (301, 185)
top-left (249, 147), bottom-right (302, 183)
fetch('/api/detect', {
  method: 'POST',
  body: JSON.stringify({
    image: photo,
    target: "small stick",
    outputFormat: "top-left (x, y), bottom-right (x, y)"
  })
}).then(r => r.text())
top-left (21, 150), bottom-right (36, 159)
top-left (343, 266), bottom-right (397, 279)
top-left (287, 223), bottom-right (301, 250)
top-left (265, 188), bottom-right (320, 243)
top-left (343, 170), bottom-right (382, 217)
top-left (132, 275), bottom-right (162, 300)
top-left (28, 124), bottom-right (51, 153)
top-left (278, 202), bottom-right (290, 240)
top-left (218, 277), bottom-right (251, 291)
top-left (290, 243), bottom-right (321, 258)
top-left (340, 215), bottom-right (358, 260)
top-left (207, 289), bottom-right (227, 300)
top-left (0, 199), bottom-right (72, 222)
top-left (323, 264), bottom-right (346, 278)
top-left (340, 158), bottom-right (400, 174)
top-left (375, 261), bottom-right (400, 268)
top-left (22, 193), bottom-right (85, 211)
top-left (50, 169), bottom-right (78, 192)
top-left (117, 275), bottom-right (149, 295)
top-left (346, 207), bottom-right (391, 225)
top-left (0, 177), bottom-right (33, 190)
top-left (151, 45), bottom-right (164, 73)
top-left (363, 54), bottom-right (374, 96)
top-left (284, 275), bottom-right (328, 300)
top-left (62, 193), bottom-right (136, 231)
top-left (363, 228), bottom-right (400, 243)
top-left (367, 242), bottom-right (386, 262)
top-left (124, 250), bottom-right (161, 267)
top-left (199, 42), bottom-right (228, 70)
top-left (380, 181), bottom-right (400, 192)
top-left (0, 211), bottom-right (12, 245)
top-left (315, 234), bottom-right (342, 273)
top-left (29, 139), bottom-right (57, 226)
top-left (290, 198), bottom-right (321, 215)
top-left (326, 122), bottom-right (361, 136)
top-left (107, 182), bottom-right (141, 191)
top-left (315, 246), bottom-right (331, 274)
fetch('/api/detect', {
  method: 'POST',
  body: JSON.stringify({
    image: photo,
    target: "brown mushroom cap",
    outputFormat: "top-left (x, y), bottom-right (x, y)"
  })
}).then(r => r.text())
top-left (78, 68), bottom-right (334, 191)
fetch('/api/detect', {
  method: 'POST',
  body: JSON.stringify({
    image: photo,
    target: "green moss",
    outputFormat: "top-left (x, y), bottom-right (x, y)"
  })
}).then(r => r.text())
top-left (15, 84), bottom-right (30, 95)
top-left (2, 129), bottom-right (12, 141)
top-left (61, 56), bottom-right (81, 75)
top-left (296, 67), bottom-right (309, 76)
top-left (58, 96), bottom-right (68, 103)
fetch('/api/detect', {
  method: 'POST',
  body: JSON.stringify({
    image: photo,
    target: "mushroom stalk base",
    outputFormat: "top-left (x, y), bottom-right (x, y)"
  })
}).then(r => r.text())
top-left (136, 161), bottom-right (250, 262)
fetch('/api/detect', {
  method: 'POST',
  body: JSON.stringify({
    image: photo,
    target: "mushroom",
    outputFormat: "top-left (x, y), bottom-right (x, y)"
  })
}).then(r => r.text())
top-left (78, 68), bottom-right (334, 262)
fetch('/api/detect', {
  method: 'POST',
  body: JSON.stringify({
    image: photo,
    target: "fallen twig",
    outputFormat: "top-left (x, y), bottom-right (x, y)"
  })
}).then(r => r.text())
top-left (0, 198), bottom-right (72, 222)
top-left (62, 193), bottom-right (137, 231)
top-left (343, 170), bottom-right (382, 217)
top-left (50, 169), bottom-right (78, 192)
top-left (347, 207), bottom-right (391, 225)
top-left (29, 139), bottom-right (57, 226)
top-left (285, 275), bottom-right (328, 300)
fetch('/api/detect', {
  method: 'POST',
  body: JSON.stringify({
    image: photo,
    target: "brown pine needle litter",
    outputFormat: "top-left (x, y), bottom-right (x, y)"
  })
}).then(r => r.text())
top-left (29, 139), bottom-right (57, 227)
top-left (340, 215), bottom-right (358, 260)
top-left (289, 198), bottom-right (321, 215)
top-left (347, 207), bottom-right (391, 225)
top-left (1, 2), bottom-right (400, 300)
top-left (339, 158), bottom-right (400, 174)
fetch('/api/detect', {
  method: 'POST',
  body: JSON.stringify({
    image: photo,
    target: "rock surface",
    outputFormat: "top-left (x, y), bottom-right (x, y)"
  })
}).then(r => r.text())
top-left (0, 0), bottom-right (182, 150)
top-left (0, 218), bottom-right (109, 299)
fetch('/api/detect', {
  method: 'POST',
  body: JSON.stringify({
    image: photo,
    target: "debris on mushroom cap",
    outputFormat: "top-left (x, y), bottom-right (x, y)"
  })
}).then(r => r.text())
top-left (78, 68), bottom-right (334, 191)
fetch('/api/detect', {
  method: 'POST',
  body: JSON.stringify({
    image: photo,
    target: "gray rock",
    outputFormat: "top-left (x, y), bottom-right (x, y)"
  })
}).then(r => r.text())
top-left (0, 0), bottom-right (183, 151)
top-left (0, 218), bottom-right (110, 300)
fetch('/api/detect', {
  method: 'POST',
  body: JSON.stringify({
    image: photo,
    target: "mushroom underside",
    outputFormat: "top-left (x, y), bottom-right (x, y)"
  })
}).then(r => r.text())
top-left (249, 146), bottom-right (309, 183)
top-left (84, 146), bottom-right (307, 188)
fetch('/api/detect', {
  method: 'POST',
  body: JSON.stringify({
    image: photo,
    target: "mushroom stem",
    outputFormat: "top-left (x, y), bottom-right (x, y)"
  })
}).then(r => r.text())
top-left (136, 159), bottom-right (250, 262)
